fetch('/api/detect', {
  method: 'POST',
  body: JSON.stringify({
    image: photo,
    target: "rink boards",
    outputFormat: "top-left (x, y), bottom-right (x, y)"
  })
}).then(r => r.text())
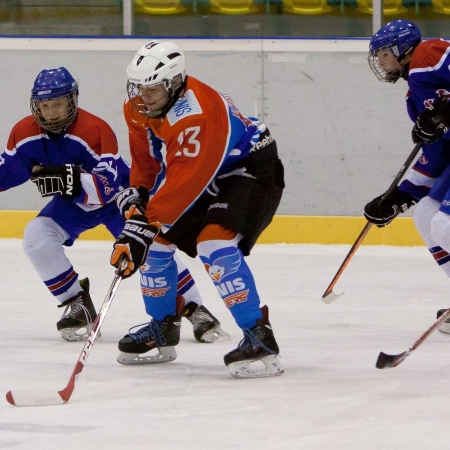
top-left (0, 211), bottom-right (424, 246)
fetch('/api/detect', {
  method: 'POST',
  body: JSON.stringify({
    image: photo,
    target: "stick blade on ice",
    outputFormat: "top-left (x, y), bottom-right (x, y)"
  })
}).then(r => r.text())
top-left (321, 290), bottom-right (344, 304)
top-left (375, 351), bottom-right (408, 369)
top-left (6, 389), bottom-right (67, 406)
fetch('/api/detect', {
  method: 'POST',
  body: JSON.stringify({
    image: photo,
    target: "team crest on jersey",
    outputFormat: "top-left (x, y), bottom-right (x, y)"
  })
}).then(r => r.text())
top-left (204, 249), bottom-right (241, 282)
top-left (167, 90), bottom-right (202, 126)
top-left (424, 89), bottom-right (450, 108)
top-left (418, 154), bottom-right (428, 165)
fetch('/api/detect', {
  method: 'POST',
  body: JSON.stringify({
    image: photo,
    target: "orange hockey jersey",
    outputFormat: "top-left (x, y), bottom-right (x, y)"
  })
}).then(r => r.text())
top-left (124, 76), bottom-right (264, 230)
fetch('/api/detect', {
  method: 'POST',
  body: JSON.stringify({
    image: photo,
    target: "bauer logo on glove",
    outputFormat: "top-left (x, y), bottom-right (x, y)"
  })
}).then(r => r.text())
top-left (123, 221), bottom-right (158, 240)
top-left (110, 216), bottom-right (160, 278)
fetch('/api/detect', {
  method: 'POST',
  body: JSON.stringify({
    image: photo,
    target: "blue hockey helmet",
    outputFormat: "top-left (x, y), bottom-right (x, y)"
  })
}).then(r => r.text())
top-left (30, 67), bottom-right (79, 132)
top-left (31, 67), bottom-right (78, 101)
top-left (368, 20), bottom-right (422, 83)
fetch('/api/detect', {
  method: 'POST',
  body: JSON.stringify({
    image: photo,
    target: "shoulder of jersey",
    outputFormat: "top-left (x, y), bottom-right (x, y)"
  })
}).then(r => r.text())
top-left (410, 39), bottom-right (450, 70)
top-left (75, 108), bottom-right (111, 129)
top-left (11, 115), bottom-right (41, 139)
top-left (165, 76), bottom-right (222, 126)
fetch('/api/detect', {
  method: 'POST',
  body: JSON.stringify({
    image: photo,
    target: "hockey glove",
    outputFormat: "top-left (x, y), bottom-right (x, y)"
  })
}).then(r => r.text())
top-left (31, 164), bottom-right (82, 199)
top-left (110, 215), bottom-right (159, 278)
top-left (412, 97), bottom-right (450, 144)
top-left (115, 186), bottom-right (149, 220)
top-left (364, 186), bottom-right (416, 228)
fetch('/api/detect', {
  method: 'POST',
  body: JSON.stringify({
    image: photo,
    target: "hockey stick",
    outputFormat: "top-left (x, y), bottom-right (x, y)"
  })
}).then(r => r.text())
top-left (376, 306), bottom-right (450, 369)
top-left (322, 142), bottom-right (423, 304)
top-left (6, 256), bottom-right (129, 407)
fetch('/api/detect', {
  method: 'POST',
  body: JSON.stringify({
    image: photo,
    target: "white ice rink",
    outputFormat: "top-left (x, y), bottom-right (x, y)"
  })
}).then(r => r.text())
top-left (2, 238), bottom-right (450, 449)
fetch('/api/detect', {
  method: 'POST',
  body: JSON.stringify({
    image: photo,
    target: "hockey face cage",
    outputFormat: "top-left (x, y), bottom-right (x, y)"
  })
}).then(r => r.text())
top-left (31, 92), bottom-right (78, 133)
top-left (127, 74), bottom-right (183, 119)
top-left (368, 45), bottom-right (406, 83)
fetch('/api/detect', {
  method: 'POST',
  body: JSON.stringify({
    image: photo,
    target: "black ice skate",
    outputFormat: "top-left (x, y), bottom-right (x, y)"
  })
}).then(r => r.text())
top-left (56, 278), bottom-right (98, 342)
top-left (183, 302), bottom-right (230, 343)
top-left (117, 294), bottom-right (184, 365)
top-left (224, 305), bottom-right (284, 379)
top-left (437, 308), bottom-right (450, 334)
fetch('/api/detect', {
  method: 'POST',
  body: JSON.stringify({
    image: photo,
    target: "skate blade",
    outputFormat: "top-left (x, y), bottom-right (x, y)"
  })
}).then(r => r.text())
top-left (117, 346), bottom-right (177, 365)
top-left (228, 355), bottom-right (284, 379)
top-left (199, 326), bottom-right (231, 343)
top-left (60, 324), bottom-right (100, 342)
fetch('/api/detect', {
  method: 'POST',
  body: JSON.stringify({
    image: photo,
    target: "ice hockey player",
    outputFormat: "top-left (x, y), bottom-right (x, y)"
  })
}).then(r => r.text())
top-left (0, 67), bottom-right (224, 344)
top-left (110, 40), bottom-right (285, 378)
top-left (364, 20), bottom-right (450, 333)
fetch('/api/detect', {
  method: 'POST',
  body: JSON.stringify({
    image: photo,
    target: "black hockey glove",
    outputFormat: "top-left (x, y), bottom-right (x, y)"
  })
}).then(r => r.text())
top-left (364, 187), bottom-right (416, 228)
top-left (31, 164), bottom-right (82, 199)
top-left (412, 97), bottom-right (450, 144)
top-left (110, 215), bottom-right (159, 278)
top-left (115, 186), bottom-right (149, 220)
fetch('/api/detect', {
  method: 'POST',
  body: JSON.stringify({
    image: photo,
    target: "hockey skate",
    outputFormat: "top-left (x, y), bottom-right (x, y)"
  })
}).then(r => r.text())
top-left (224, 306), bottom-right (284, 379)
top-left (183, 302), bottom-right (230, 343)
top-left (117, 295), bottom-right (184, 365)
top-left (56, 278), bottom-right (98, 342)
top-left (437, 308), bottom-right (450, 334)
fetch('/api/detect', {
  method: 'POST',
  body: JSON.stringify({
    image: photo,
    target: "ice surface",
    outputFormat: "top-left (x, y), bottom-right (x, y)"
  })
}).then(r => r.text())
top-left (2, 239), bottom-right (450, 449)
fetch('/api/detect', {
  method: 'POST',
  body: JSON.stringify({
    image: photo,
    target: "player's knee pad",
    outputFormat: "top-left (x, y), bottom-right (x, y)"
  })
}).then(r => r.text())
top-left (23, 216), bottom-right (69, 255)
top-left (430, 211), bottom-right (450, 253)
top-left (413, 197), bottom-right (441, 247)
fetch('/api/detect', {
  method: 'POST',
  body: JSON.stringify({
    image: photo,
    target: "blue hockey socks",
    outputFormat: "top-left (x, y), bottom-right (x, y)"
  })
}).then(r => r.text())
top-left (140, 249), bottom-right (178, 321)
top-left (199, 245), bottom-right (262, 329)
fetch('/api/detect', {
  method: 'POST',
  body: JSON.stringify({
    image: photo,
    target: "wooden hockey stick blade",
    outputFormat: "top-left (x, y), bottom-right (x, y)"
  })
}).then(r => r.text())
top-left (321, 290), bottom-right (344, 304)
top-left (376, 304), bottom-right (450, 370)
top-left (376, 351), bottom-right (409, 369)
top-left (6, 256), bottom-right (129, 407)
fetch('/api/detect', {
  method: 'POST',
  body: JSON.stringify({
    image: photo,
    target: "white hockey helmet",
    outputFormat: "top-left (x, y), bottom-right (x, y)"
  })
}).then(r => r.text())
top-left (127, 40), bottom-right (186, 118)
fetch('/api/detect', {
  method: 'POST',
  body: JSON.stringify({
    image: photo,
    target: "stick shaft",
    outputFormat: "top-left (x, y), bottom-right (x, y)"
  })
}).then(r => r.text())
top-left (322, 142), bottom-right (422, 300)
top-left (377, 306), bottom-right (450, 369)
top-left (322, 222), bottom-right (372, 298)
top-left (6, 257), bottom-right (128, 406)
top-left (58, 259), bottom-right (127, 402)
